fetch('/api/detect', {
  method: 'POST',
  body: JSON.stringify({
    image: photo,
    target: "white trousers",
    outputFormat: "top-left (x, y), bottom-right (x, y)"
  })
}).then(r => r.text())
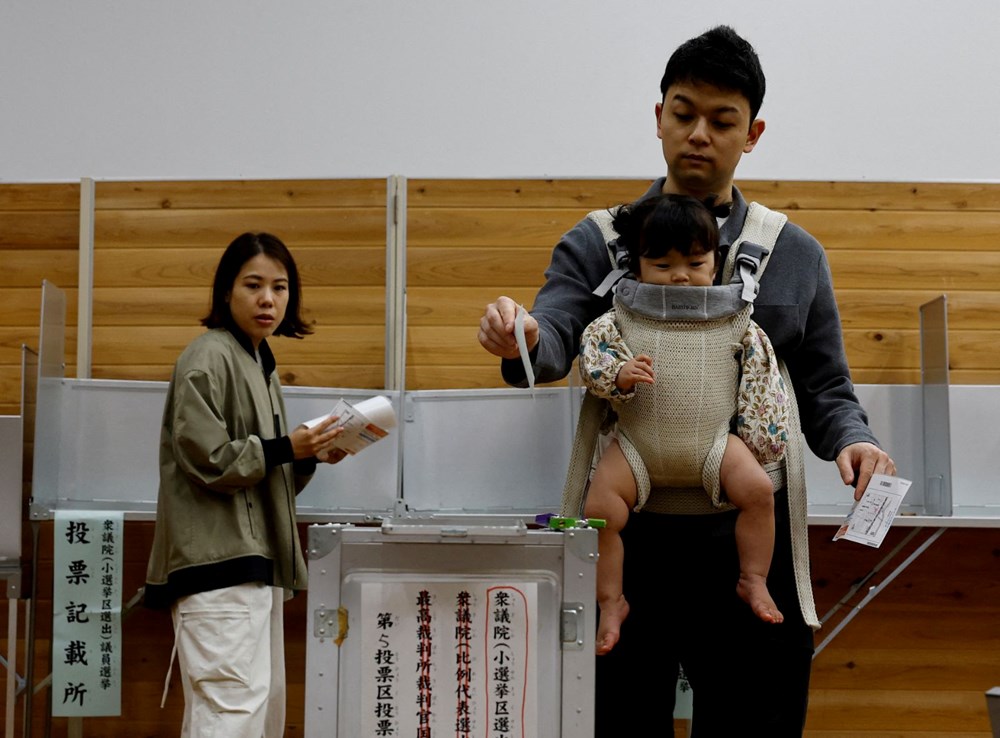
top-left (171, 583), bottom-right (285, 738)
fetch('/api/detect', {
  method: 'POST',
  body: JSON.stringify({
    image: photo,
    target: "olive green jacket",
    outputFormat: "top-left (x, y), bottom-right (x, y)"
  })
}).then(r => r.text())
top-left (145, 328), bottom-right (313, 608)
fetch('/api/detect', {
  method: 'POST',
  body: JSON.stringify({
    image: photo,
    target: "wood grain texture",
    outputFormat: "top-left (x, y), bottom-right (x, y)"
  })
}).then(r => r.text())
top-left (93, 207), bottom-right (386, 247)
top-left (4, 178), bottom-right (999, 410)
top-left (92, 246), bottom-right (385, 287)
top-left (95, 178), bottom-right (388, 210)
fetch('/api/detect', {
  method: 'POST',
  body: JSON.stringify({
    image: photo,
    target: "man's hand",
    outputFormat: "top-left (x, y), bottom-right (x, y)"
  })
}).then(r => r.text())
top-left (478, 296), bottom-right (538, 360)
top-left (836, 442), bottom-right (896, 501)
top-left (615, 355), bottom-right (655, 393)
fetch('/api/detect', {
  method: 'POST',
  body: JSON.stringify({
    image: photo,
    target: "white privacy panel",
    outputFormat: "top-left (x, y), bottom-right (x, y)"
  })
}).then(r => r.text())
top-left (31, 379), bottom-right (400, 517)
top-left (401, 389), bottom-right (578, 515)
top-left (948, 387), bottom-right (1000, 512)
top-left (284, 388), bottom-right (400, 516)
top-left (804, 385), bottom-right (1000, 525)
top-left (40, 379), bottom-right (165, 513)
top-left (29, 376), bottom-right (1000, 524)
top-left (803, 385), bottom-right (924, 516)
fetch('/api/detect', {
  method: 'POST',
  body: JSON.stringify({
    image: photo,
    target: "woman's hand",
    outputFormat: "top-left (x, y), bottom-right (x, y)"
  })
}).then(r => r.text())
top-left (318, 448), bottom-right (349, 464)
top-left (289, 417), bottom-right (344, 460)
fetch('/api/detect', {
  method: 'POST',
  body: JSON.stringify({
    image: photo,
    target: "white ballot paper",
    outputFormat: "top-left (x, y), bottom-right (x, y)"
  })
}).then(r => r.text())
top-left (304, 395), bottom-right (397, 458)
top-left (833, 474), bottom-right (912, 547)
top-left (514, 303), bottom-right (536, 393)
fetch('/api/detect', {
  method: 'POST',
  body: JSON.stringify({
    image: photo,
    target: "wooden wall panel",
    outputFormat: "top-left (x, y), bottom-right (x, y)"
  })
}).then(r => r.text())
top-left (738, 180), bottom-right (1000, 211)
top-left (91, 179), bottom-right (388, 389)
top-left (0, 183), bottom-right (79, 415)
top-left (406, 178), bottom-right (1000, 389)
top-left (4, 177), bottom-right (998, 407)
top-left (806, 527), bottom-right (1000, 736)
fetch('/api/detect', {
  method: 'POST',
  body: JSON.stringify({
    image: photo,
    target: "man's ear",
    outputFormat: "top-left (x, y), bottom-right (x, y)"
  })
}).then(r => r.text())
top-left (744, 118), bottom-right (765, 153)
top-left (654, 101), bottom-right (664, 139)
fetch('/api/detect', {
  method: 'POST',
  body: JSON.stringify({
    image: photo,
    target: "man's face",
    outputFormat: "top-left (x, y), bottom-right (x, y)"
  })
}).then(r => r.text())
top-left (655, 81), bottom-right (765, 201)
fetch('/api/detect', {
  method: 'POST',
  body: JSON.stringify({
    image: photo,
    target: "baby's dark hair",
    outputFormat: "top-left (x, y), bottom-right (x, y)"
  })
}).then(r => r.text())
top-left (612, 194), bottom-right (728, 275)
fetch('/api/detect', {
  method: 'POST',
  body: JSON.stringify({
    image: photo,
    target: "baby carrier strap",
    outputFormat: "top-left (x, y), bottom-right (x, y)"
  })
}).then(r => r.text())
top-left (588, 206), bottom-right (628, 297)
top-left (723, 201), bottom-right (787, 284)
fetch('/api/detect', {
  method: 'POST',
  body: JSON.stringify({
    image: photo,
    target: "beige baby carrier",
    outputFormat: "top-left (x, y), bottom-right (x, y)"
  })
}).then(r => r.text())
top-left (561, 202), bottom-right (820, 629)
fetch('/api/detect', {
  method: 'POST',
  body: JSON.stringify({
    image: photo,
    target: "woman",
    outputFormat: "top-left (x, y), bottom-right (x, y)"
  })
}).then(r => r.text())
top-left (145, 232), bottom-right (343, 737)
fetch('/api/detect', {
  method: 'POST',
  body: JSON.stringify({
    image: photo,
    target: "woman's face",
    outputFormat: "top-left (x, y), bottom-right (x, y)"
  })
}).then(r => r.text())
top-left (226, 253), bottom-right (289, 349)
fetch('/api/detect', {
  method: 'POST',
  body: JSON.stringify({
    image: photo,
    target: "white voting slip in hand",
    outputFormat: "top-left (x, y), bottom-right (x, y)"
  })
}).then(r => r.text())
top-left (833, 474), bottom-right (912, 548)
top-left (514, 304), bottom-right (535, 390)
top-left (304, 395), bottom-right (397, 458)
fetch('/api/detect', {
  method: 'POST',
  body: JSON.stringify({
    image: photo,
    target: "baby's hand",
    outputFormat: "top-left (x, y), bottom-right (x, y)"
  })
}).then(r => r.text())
top-left (615, 354), bottom-right (655, 392)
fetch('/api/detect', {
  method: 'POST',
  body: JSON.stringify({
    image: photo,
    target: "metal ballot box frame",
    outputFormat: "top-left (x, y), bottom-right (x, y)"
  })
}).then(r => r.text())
top-left (304, 519), bottom-right (597, 738)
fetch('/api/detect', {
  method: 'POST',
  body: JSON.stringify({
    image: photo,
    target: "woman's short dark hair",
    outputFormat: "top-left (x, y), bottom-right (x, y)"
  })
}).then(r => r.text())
top-left (612, 194), bottom-right (723, 275)
top-left (202, 231), bottom-right (313, 338)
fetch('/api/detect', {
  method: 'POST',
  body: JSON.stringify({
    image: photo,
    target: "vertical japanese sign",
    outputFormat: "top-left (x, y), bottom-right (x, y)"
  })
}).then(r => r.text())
top-left (52, 510), bottom-right (123, 716)
top-left (360, 581), bottom-right (537, 737)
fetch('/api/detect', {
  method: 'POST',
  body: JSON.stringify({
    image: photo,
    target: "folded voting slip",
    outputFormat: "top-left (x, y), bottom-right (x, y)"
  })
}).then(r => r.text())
top-left (833, 474), bottom-right (912, 547)
top-left (304, 395), bottom-right (397, 458)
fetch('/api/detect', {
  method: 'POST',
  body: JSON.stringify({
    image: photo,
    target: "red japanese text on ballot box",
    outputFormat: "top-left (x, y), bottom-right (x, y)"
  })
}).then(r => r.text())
top-left (304, 519), bottom-right (597, 738)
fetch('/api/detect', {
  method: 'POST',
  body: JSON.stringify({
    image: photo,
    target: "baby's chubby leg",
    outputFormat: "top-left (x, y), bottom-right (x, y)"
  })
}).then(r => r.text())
top-left (720, 434), bottom-right (784, 624)
top-left (584, 440), bottom-right (638, 654)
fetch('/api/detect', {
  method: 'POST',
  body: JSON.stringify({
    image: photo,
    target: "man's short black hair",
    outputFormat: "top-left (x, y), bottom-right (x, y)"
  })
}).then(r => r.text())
top-left (660, 25), bottom-right (766, 121)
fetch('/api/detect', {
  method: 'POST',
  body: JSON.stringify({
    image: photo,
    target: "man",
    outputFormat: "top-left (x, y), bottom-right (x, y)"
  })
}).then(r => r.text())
top-left (478, 25), bottom-right (895, 736)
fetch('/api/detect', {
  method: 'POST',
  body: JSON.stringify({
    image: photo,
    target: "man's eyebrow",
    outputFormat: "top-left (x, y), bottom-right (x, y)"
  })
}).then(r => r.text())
top-left (670, 93), bottom-right (741, 115)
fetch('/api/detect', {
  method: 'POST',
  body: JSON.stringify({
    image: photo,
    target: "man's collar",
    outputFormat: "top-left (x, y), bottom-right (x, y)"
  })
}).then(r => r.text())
top-left (719, 186), bottom-right (748, 248)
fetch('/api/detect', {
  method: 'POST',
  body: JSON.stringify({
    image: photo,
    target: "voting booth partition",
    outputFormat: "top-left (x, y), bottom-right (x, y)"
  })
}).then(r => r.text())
top-left (29, 278), bottom-right (1000, 527)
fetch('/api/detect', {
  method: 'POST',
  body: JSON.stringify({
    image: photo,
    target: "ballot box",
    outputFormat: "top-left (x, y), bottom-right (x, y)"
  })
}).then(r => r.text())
top-left (303, 518), bottom-right (597, 738)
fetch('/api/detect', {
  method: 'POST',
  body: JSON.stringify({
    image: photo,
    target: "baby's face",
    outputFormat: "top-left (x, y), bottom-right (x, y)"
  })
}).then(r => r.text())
top-left (638, 247), bottom-right (716, 287)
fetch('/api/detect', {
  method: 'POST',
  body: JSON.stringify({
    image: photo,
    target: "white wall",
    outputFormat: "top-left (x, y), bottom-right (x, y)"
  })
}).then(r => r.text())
top-left (2, 0), bottom-right (997, 183)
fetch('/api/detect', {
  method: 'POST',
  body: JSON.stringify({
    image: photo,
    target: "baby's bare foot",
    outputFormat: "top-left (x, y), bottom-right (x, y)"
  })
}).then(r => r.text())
top-left (596, 595), bottom-right (630, 654)
top-left (737, 573), bottom-right (784, 624)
